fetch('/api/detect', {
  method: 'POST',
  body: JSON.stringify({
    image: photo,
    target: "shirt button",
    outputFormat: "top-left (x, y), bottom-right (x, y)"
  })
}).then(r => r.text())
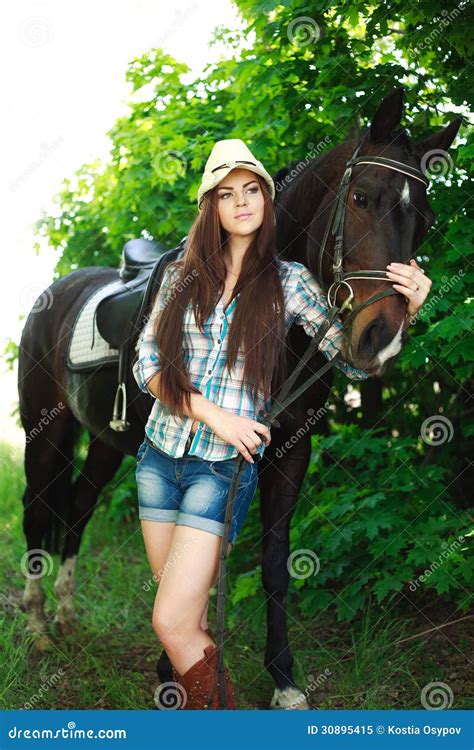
top-left (217, 339), bottom-right (221, 344)
top-left (208, 369), bottom-right (212, 374)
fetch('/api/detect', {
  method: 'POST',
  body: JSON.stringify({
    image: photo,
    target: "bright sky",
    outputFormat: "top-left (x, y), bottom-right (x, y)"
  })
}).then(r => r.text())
top-left (2, 0), bottom-right (239, 443)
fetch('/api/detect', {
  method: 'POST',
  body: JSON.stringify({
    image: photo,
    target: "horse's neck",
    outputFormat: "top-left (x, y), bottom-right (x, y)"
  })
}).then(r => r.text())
top-left (276, 145), bottom-right (353, 269)
top-left (275, 163), bottom-right (329, 265)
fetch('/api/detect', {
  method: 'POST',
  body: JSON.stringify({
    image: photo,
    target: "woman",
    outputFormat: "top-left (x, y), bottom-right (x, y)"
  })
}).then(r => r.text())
top-left (132, 138), bottom-right (431, 710)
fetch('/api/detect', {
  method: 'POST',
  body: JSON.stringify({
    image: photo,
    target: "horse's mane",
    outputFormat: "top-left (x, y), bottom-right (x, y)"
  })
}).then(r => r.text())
top-left (274, 126), bottom-right (417, 204)
top-left (386, 126), bottom-right (417, 156)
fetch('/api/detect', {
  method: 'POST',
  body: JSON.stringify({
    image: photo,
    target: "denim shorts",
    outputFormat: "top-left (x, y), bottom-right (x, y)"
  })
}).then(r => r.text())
top-left (135, 434), bottom-right (259, 545)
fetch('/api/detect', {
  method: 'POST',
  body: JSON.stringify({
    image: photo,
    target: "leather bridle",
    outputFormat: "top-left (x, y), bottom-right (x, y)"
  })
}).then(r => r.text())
top-left (317, 140), bottom-right (430, 335)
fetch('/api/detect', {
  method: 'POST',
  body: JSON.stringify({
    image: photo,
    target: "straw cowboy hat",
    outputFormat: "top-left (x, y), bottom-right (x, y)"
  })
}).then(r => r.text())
top-left (197, 138), bottom-right (275, 210)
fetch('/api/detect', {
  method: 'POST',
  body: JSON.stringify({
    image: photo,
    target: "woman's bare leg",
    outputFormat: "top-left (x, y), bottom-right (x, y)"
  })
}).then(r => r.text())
top-left (140, 520), bottom-right (232, 662)
top-left (199, 541), bottom-right (233, 630)
top-left (140, 520), bottom-right (176, 585)
top-left (152, 524), bottom-right (232, 675)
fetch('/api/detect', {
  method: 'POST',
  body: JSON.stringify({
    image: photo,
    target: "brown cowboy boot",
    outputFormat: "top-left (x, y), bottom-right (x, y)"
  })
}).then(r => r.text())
top-left (156, 624), bottom-right (213, 686)
top-left (205, 627), bottom-right (236, 709)
top-left (207, 644), bottom-right (237, 710)
top-left (203, 627), bottom-right (236, 709)
top-left (172, 642), bottom-right (236, 710)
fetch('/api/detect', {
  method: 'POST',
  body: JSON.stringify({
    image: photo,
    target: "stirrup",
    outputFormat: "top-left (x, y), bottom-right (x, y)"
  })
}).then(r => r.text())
top-left (109, 382), bottom-right (130, 431)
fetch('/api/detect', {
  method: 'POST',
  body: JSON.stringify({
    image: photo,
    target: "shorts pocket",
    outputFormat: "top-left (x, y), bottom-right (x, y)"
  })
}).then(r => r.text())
top-left (136, 440), bottom-right (148, 465)
top-left (208, 457), bottom-right (251, 486)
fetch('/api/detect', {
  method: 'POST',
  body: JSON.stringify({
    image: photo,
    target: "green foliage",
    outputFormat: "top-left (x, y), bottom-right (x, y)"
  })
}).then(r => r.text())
top-left (231, 426), bottom-right (472, 622)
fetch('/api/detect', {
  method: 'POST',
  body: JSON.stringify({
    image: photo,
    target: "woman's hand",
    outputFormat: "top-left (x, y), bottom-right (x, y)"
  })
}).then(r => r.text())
top-left (208, 411), bottom-right (271, 464)
top-left (386, 259), bottom-right (432, 318)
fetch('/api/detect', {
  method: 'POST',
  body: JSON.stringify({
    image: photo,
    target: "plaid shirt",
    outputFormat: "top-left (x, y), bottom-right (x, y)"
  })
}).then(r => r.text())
top-left (132, 259), bottom-right (369, 461)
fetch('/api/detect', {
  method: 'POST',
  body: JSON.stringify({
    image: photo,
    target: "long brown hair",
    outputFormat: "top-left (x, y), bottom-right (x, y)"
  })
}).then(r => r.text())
top-left (153, 174), bottom-right (288, 419)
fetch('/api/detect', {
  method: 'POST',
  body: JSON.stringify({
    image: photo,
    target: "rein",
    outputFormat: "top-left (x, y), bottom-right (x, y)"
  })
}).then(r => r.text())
top-left (212, 138), bottom-right (429, 709)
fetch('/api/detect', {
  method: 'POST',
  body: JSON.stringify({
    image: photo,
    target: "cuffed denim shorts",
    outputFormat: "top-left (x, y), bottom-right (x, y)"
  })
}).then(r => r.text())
top-left (135, 434), bottom-right (259, 545)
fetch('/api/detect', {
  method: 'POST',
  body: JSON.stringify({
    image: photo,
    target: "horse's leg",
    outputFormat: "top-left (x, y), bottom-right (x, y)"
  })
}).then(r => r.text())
top-left (53, 436), bottom-right (123, 634)
top-left (21, 404), bottom-right (77, 650)
top-left (260, 433), bottom-right (311, 710)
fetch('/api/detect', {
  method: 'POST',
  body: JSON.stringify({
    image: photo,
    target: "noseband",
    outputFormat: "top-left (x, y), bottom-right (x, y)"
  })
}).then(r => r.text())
top-left (317, 140), bottom-right (430, 331)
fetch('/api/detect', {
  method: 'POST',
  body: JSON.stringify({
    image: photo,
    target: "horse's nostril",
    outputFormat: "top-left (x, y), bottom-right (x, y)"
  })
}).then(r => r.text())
top-left (359, 318), bottom-right (382, 356)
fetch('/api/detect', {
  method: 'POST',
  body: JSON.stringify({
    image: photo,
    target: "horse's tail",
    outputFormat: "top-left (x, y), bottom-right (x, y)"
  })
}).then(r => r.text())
top-left (18, 292), bottom-right (84, 558)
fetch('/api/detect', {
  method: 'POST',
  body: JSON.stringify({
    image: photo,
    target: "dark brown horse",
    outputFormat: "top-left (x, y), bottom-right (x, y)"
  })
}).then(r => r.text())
top-left (18, 88), bottom-right (460, 706)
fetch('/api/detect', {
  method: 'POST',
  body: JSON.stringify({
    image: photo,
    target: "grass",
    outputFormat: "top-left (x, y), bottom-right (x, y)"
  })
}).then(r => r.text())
top-left (0, 441), bottom-right (472, 710)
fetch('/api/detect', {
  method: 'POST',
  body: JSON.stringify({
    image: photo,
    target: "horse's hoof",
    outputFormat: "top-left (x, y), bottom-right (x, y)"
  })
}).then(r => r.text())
top-left (25, 620), bottom-right (52, 652)
top-left (270, 686), bottom-right (310, 710)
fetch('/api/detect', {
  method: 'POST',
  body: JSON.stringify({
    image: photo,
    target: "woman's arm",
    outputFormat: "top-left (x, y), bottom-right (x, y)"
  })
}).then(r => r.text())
top-left (132, 262), bottom-right (181, 396)
top-left (145, 370), bottom-right (223, 427)
top-left (145, 370), bottom-right (269, 462)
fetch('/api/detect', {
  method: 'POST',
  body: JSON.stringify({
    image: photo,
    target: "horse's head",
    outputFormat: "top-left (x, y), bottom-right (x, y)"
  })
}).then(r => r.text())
top-left (307, 87), bottom-right (462, 377)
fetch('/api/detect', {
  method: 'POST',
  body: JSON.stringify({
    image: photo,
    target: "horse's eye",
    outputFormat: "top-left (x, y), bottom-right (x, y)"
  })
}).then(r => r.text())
top-left (353, 191), bottom-right (367, 207)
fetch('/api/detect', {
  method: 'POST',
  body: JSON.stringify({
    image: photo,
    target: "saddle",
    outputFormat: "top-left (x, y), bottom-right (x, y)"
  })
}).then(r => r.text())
top-left (95, 236), bottom-right (187, 431)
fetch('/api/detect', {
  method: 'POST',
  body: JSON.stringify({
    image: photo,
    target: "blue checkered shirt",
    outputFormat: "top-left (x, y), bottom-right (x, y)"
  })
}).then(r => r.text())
top-left (132, 259), bottom-right (369, 461)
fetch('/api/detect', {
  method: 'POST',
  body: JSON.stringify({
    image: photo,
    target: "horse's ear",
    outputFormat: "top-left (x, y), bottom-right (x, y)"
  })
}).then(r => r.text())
top-left (369, 87), bottom-right (404, 143)
top-left (416, 117), bottom-right (463, 156)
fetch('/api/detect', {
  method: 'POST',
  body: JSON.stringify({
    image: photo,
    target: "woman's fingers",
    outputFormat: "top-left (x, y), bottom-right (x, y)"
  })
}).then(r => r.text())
top-left (386, 266), bottom-right (420, 287)
top-left (386, 260), bottom-right (433, 316)
top-left (236, 439), bottom-right (255, 464)
top-left (239, 431), bottom-right (270, 464)
top-left (244, 433), bottom-right (261, 454)
top-left (251, 421), bottom-right (271, 444)
top-left (386, 262), bottom-right (431, 290)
